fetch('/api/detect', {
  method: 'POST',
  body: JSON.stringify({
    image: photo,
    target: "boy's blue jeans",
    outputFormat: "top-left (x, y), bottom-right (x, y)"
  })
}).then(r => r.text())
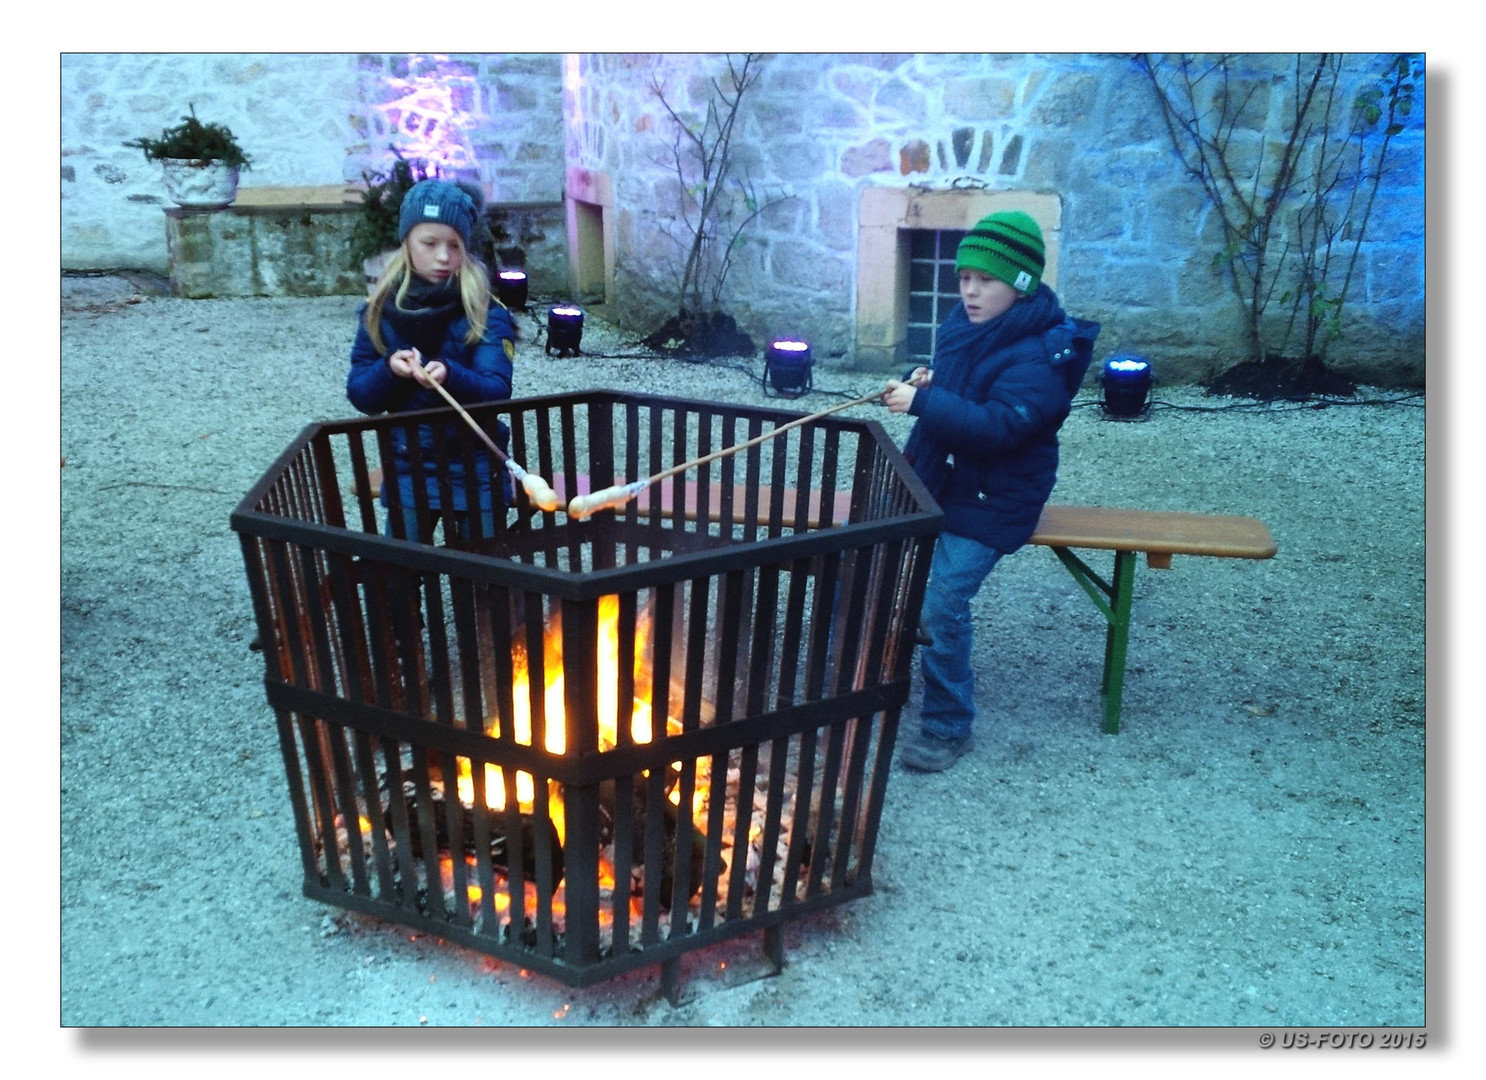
top-left (918, 531), bottom-right (1004, 741)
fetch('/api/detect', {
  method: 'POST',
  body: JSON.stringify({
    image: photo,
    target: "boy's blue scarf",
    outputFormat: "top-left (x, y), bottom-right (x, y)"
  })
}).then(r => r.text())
top-left (903, 284), bottom-right (1064, 497)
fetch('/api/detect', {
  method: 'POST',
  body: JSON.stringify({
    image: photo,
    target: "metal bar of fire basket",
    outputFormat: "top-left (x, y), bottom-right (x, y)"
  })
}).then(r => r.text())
top-left (560, 595), bottom-right (601, 965)
top-left (506, 408), bottom-right (531, 522)
top-left (531, 771), bottom-right (557, 954)
top-left (697, 748), bottom-right (729, 932)
top-left (400, 417), bottom-right (434, 544)
top-left (696, 567), bottom-right (746, 930)
top-left (670, 408), bottom-right (688, 542)
top-left (694, 407), bottom-right (714, 535)
top-left (767, 426), bottom-right (788, 538)
top-left (792, 423), bottom-right (815, 535)
top-left (804, 550), bottom-right (841, 701)
top-left (719, 412), bottom-right (738, 534)
top-left (668, 758), bottom-right (698, 920)
top-left (310, 434), bottom-right (349, 532)
top-left (467, 755), bottom-right (500, 932)
top-left (724, 740), bottom-right (761, 922)
top-left (780, 727), bottom-right (817, 906)
top-left (295, 544), bottom-right (372, 895)
top-left (385, 565), bottom-right (426, 714)
top-left (499, 762), bottom-right (527, 946)
top-left (831, 705), bottom-right (875, 892)
top-left (776, 555), bottom-right (812, 708)
top-left (610, 769), bottom-right (636, 954)
top-left (424, 563), bottom-right (456, 726)
top-left (407, 746), bottom-right (445, 917)
top-left (743, 416), bottom-right (764, 538)
top-left (752, 733), bottom-right (790, 918)
top-left (829, 541), bottom-right (898, 890)
top-left (589, 398), bottom-right (618, 562)
top-left (640, 766), bottom-right (667, 945)
top-left (534, 403), bottom-right (556, 522)
top-left (264, 533), bottom-right (310, 688)
top-left (807, 716), bottom-right (847, 900)
top-left (560, 399), bottom-right (583, 567)
top-left (239, 533), bottom-right (322, 888)
top-left (452, 419), bottom-right (484, 544)
top-left (448, 577), bottom-right (485, 729)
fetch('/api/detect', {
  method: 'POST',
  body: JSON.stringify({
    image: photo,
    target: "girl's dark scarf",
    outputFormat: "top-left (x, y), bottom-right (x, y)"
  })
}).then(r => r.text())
top-left (902, 284), bottom-right (1065, 498)
top-left (385, 275), bottom-right (463, 359)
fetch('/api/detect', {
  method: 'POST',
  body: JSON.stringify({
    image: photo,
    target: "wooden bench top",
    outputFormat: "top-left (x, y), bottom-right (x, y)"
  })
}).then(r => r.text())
top-left (553, 476), bottom-right (857, 528)
top-left (353, 469), bottom-right (1274, 560)
top-left (232, 184), bottom-right (363, 210)
top-left (1029, 504), bottom-right (1276, 561)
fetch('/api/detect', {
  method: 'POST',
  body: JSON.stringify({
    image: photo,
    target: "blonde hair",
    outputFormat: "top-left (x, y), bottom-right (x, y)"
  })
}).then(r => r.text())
top-left (363, 240), bottom-right (491, 355)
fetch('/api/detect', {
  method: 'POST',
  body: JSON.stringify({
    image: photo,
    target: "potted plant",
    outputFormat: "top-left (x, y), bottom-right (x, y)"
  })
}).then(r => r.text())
top-left (350, 149), bottom-right (498, 293)
top-left (350, 150), bottom-right (434, 290)
top-left (127, 105), bottom-right (252, 209)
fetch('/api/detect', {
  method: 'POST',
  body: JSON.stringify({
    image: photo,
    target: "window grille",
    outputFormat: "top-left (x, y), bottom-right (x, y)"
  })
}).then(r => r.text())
top-left (905, 228), bottom-right (966, 364)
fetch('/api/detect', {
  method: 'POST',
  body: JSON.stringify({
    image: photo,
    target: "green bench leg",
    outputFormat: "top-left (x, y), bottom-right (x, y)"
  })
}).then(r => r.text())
top-left (1050, 546), bottom-right (1138, 734)
top-left (1099, 551), bottom-right (1137, 734)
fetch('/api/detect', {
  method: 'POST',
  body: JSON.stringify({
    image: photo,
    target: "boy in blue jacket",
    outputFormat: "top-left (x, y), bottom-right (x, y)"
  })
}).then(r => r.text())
top-left (347, 179), bottom-right (517, 544)
top-left (884, 210), bottom-right (1099, 771)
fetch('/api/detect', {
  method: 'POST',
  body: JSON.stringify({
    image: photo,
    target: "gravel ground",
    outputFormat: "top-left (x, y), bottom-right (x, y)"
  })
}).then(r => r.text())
top-left (56, 274), bottom-right (1430, 1050)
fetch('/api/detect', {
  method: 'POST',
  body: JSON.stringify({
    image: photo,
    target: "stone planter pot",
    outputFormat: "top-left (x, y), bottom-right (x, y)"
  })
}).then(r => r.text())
top-left (160, 159), bottom-right (240, 209)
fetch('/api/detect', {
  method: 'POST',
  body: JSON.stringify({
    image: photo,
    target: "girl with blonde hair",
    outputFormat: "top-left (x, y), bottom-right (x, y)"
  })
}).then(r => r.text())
top-left (347, 178), bottom-right (518, 543)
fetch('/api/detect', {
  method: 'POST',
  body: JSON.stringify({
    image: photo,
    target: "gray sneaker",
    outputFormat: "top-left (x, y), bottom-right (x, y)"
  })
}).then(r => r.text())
top-left (898, 731), bottom-right (975, 772)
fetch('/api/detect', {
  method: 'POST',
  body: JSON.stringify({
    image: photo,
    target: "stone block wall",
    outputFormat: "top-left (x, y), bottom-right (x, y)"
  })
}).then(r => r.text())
top-left (343, 53), bottom-right (564, 202)
top-left (62, 53), bottom-right (563, 279)
top-left (165, 200), bottom-right (365, 299)
top-left (565, 52), bottom-right (1426, 386)
top-left (62, 52), bottom-right (1425, 386)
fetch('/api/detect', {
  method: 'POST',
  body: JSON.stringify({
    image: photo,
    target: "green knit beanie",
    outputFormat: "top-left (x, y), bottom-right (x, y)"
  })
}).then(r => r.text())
top-left (956, 210), bottom-right (1046, 295)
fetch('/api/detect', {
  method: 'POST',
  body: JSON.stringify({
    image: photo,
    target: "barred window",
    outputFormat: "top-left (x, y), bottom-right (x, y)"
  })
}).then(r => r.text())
top-left (905, 228), bottom-right (966, 364)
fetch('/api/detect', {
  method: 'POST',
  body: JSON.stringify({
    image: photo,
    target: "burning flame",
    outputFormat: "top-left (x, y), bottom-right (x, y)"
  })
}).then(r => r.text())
top-left (453, 595), bottom-right (696, 842)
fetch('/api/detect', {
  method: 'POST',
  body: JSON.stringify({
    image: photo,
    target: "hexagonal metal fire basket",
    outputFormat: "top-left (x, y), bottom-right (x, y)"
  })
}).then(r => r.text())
top-left (231, 389), bottom-right (941, 998)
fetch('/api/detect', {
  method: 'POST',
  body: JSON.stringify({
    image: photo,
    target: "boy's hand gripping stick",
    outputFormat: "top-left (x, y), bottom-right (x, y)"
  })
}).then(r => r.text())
top-left (407, 355), bottom-right (562, 512)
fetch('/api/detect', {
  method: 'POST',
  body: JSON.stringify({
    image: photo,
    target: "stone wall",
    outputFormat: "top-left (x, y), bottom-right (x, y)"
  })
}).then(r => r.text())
top-left (62, 53), bottom-right (564, 278)
top-left (164, 198), bottom-right (365, 299)
top-left (565, 52), bottom-right (1426, 386)
top-left (61, 52), bottom-right (1425, 385)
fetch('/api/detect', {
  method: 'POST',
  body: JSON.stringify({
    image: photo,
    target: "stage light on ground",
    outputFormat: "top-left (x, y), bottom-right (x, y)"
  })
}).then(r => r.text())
top-left (764, 338), bottom-right (813, 398)
top-left (546, 305), bottom-right (584, 356)
top-left (496, 270), bottom-right (528, 310)
top-left (1101, 355), bottom-right (1152, 418)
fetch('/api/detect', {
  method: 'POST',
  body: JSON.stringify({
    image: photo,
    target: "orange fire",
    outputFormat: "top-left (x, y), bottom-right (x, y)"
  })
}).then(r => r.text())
top-left (453, 594), bottom-right (705, 844)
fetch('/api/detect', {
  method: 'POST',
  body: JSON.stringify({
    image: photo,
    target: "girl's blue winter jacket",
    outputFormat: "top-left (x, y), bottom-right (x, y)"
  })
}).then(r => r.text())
top-left (346, 301), bottom-right (517, 513)
top-left (903, 287), bottom-right (1099, 553)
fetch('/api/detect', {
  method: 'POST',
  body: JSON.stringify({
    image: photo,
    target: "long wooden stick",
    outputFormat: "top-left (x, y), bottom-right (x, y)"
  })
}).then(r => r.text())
top-left (409, 358), bottom-right (562, 511)
top-left (567, 388), bottom-right (885, 520)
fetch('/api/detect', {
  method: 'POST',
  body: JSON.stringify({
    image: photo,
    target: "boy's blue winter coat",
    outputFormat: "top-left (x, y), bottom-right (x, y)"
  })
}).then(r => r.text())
top-left (903, 286), bottom-right (1099, 553)
top-left (346, 302), bottom-right (517, 512)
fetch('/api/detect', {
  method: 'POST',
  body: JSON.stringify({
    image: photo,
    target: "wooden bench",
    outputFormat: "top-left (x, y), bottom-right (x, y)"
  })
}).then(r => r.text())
top-left (353, 469), bottom-right (1275, 733)
top-left (1027, 505), bottom-right (1277, 733)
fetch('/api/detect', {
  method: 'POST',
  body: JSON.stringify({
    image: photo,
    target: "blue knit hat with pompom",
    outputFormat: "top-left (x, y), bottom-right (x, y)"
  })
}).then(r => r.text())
top-left (397, 179), bottom-right (481, 247)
